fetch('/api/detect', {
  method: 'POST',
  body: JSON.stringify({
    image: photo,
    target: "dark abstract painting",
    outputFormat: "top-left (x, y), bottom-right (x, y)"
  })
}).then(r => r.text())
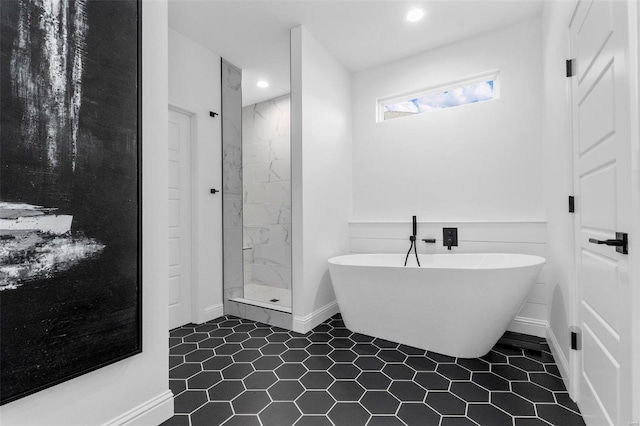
top-left (0, 0), bottom-right (140, 404)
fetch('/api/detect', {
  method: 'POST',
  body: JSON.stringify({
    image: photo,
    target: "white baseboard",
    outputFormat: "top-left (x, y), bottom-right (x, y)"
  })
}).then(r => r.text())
top-left (546, 323), bottom-right (571, 393)
top-left (508, 316), bottom-right (547, 338)
top-left (293, 301), bottom-right (340, 334)
top-left (197, 303), bottom-right (224, 324)
top-left (102, 390), bottom-right (174, 426)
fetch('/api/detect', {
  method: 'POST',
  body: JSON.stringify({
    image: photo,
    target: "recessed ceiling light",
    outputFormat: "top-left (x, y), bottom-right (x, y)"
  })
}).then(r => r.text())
top-left (406, 8), bottom-right (425, 22)
top-left (256, 80), bottom-right (269, 88)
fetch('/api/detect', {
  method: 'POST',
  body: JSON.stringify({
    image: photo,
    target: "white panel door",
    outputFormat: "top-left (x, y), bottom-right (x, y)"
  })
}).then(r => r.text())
top-left (168, 108), bottom-right (193, 330)
top-left (570, 1), bottom-right (632, 425)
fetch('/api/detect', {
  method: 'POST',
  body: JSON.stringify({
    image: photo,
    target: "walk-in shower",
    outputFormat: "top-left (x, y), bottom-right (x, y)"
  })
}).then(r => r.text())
top-left (240, 94), bottom-right (292, 312)
top-left (221, 33), bottom-right (292, 324)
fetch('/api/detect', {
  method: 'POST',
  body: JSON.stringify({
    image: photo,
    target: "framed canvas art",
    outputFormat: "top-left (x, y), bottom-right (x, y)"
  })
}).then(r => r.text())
top-left (0, 0), bottom-right (141, 404)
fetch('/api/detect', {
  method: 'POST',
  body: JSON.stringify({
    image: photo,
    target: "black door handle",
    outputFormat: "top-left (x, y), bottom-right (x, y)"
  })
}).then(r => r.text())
top-left (588, 232), bottom-right (628, 255)
top-left (588, 238), bottom-right (623, 246)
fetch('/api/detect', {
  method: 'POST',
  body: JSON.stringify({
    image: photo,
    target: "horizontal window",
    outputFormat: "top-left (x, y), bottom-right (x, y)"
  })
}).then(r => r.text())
top-left (378, 71), bottom-right (499, 122)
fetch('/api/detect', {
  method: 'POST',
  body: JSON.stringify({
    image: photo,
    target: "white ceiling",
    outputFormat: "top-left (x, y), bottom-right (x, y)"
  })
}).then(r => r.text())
top-left (168, 0), bottom-right (543, 106)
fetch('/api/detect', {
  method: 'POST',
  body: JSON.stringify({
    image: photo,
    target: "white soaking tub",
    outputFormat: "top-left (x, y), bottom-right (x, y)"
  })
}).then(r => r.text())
top-left (328, 253), bottom-right (545, 358)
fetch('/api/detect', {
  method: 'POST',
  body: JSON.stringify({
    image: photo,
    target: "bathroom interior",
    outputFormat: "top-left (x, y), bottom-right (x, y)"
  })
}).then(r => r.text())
top-left (2, 1), bottom-right (639, 426)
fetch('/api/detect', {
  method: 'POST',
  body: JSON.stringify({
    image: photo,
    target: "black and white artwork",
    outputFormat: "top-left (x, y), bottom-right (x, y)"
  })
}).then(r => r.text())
top-left (0, 0), bottom-right (140, 404)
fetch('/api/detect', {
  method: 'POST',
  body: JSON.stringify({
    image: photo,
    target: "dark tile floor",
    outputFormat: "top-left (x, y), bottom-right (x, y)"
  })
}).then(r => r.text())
top-left (161, 314), bottom-right (586, 426)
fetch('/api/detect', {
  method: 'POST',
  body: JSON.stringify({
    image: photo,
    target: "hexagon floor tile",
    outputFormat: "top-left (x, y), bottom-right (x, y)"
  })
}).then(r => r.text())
top-left (161, 314), bottom-right (586, 426)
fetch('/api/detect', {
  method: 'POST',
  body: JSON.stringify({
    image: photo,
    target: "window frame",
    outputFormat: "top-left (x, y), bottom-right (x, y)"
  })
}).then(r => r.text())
top-left (376, 70), bottom-right (501, 122)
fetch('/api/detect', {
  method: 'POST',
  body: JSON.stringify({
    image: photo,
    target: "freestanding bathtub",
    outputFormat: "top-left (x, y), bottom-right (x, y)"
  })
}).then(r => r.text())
top-left (328, 253), bottom-right (545, 358)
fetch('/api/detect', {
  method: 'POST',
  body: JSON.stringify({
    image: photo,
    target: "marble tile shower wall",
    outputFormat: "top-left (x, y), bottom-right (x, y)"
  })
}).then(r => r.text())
top-left (242, 95), bottom-right (292, 290)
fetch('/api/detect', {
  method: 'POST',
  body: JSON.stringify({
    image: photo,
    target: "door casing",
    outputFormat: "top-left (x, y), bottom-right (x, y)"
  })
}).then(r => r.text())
top-left (168, 103), bottom-right (198, 329)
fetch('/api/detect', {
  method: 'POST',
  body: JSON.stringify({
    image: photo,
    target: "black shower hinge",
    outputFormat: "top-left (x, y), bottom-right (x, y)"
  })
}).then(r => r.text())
top-left (566, 59), bottom-right (576, 77)
top-left (568, 195), bottom-right (575, 213)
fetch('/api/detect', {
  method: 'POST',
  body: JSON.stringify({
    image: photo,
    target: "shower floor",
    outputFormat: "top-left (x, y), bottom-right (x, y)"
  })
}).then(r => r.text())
top-left (232, 283), bottom-right (292, 313)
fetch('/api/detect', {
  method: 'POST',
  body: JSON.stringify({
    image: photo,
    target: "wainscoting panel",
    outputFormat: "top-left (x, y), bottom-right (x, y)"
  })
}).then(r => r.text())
top-left (349, 221), bottom-right (548, 337)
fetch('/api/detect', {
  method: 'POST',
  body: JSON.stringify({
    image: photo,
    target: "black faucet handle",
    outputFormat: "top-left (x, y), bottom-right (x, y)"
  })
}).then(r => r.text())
top-left (443, 228), bottom-right (458, 250)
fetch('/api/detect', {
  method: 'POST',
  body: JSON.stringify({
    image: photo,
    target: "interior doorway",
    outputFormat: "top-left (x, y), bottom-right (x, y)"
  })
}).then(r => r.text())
top-left (568, 1), bottom-right (634, 424)
top-left (168, 106), bottom-right (194, 330)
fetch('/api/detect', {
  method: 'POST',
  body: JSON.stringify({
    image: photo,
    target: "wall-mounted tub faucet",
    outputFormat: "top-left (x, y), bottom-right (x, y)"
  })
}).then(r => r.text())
top-left (404, 216), bottom-right (421, 267)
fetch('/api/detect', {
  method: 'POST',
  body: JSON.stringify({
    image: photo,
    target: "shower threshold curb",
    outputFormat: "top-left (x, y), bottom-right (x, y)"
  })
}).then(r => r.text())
top-left (229, 297), bottom-right (292, 314)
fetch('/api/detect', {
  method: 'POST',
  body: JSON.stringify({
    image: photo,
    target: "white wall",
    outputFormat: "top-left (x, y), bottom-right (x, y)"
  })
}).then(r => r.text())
top-left (0, 2), bottom-right (172, 425)
top-left (631, 2), bottom-right (640, 421)
top-left (540, 0), bottom-right (575, 385)
top-left (168, 29), bottom-right (224, 323)
top-left (291, 26), bottom-right (352, 332)
top-left (352, 17), bottom-right (544, 223)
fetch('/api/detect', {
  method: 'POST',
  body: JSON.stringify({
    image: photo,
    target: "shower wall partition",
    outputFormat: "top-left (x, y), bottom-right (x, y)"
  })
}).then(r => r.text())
top-left (221, 59), bottom-right (243, 309)
top-left (221, 59), bottom-right (293, 329)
